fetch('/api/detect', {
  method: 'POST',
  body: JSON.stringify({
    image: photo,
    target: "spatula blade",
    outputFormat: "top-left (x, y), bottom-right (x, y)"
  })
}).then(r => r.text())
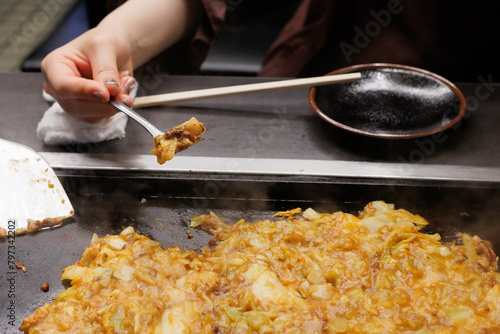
top-left (0, 139), bottom-right (74, 237)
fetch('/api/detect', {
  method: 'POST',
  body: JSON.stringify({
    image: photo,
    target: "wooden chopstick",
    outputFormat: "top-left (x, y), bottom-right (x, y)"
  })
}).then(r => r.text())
top-left (133, 72), bottom-right (361, 108)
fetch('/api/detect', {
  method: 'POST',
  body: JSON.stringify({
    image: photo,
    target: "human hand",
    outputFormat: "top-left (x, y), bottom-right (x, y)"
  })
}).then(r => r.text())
top-left (41, 28), bottom-right (136, 123)
top-left (42, 0), bottom-right (204, 124)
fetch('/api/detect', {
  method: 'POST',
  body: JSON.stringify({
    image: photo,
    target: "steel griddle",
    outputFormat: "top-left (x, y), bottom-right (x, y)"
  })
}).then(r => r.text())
top-left (1, 73), bottom-right (500, 331)
top-left (1, 169), bottom-right (500, 332)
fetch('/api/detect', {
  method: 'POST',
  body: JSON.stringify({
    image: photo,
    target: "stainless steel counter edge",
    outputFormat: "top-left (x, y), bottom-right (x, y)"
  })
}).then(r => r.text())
top-left (39, 152), bottom-right (500, 184)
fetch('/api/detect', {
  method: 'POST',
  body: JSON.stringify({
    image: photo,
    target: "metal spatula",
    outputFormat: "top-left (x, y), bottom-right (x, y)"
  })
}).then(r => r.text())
top-left (0, 139), bottom-right (74, 237)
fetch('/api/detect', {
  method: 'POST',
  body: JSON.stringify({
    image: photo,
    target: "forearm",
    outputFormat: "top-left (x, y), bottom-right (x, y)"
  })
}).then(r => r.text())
top-left (97, 0), bottom-right (204, 68)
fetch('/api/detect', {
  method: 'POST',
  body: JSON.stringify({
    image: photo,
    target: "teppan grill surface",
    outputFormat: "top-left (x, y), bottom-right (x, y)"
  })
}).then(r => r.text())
top-left (1, 168), bottom-right (500, 332)
top-left (2, 74), bottom-right (500, 332)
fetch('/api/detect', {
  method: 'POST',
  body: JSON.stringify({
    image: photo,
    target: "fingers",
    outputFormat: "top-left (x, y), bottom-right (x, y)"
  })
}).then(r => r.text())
top-left (43, 71), bottom-right (136, 124)
top-left (121, 74), bottom-right (137, 94)
top-left (43, 35), bottom-right (132, 101)
top-left (45, 75), bottom-right (109, 103)
top-left (51, 76), bottom-right (136, 123)
top-left (87, 35), bottom-right (127, 97)
top-left (40, 30), bottom-right (137, 123)
top-left (41, 52), bottom-right (106, 103)
top-left (44, 64), bottom-right (134, 104)
top-left (44, 73), bottom-right (137, 124)
top-left (57, 98), bottom-right (118, 123)
top-left (107, 74), bottom-right (136, 108)
top-left (42, 36), bottom-right (135, 123)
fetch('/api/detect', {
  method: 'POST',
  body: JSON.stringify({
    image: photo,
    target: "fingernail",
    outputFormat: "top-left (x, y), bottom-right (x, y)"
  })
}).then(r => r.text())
top-left (104, 79), bottom-right (120, 87)
top-left (120, 99), bottom-right (132, 108)
top-left (124, 77), bottom-right (137, 94)
top-left (121, 70), bottom-right (131, 77)
top-left (92, 91), bottom-right (106, 102)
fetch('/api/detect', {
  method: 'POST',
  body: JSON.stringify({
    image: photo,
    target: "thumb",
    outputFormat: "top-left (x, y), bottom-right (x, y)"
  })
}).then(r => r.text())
top-left (89, 45), bottom-right (122, 99)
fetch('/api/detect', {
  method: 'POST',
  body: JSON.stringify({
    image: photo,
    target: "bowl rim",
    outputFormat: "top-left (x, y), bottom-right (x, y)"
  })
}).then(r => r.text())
top-left (308, 63), bottom-right (468, 139)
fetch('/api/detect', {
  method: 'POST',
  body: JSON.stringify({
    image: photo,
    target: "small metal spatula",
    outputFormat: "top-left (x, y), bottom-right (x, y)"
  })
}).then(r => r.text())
top-left (0, 139), bottom-right (74, 237)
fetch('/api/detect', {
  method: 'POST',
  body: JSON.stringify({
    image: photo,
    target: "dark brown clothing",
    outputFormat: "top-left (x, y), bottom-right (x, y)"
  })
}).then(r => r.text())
top-left (258, 0), bottom-right (500, 81)
top-left (108, 0), bottom-right (500, 82)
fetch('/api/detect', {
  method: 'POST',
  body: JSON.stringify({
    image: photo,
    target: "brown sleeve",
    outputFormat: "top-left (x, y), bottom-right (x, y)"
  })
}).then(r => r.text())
top-left (260, 0), bottom-right (500, 81)
top-left (107, 0), bottom-right (227, 75)
top-left (146, 0), bottom-right (227, 75)
top-left (189, 0), bottom-right (227, 73)
top-left (259, 0), bottom-right (335, 77)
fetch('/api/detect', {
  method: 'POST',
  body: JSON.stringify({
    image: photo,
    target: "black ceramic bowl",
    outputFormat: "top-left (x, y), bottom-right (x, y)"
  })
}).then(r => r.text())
top-left (308, 63), bottom-right (467, 139)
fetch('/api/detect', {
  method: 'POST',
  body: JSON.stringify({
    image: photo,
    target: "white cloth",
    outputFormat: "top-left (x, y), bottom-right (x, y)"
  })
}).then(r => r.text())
top-left (37, 86), bottom-right (137, 145)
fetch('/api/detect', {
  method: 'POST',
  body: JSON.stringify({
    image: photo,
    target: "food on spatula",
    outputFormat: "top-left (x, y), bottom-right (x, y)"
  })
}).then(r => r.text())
top-left (20, 201), bottom-right (500, 333)
top-left (151, 117), bottom-right (205, 164)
